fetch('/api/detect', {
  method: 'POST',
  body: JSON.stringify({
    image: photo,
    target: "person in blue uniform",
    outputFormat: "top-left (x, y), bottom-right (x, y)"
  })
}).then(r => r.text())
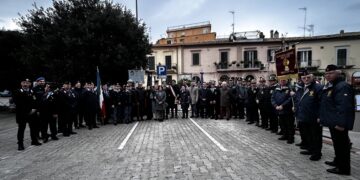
top-left (295, 71), bottom-right (323, 161)
top-left (320, 64), bottom-right (355, 175)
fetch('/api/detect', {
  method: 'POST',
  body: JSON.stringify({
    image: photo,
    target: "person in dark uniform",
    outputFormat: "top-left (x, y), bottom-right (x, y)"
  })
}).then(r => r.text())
top-left (135, 83), bottom-right (146, 120)
top-left (295, 71), bottom-right (323, 161)
top-left (293, 80), bottom-right (307, 149)
top-left (73, 81), bottom-right (85, 128)
top-left (145, 86), bottom-right (154, 120)
top-left (82, 82), bottom-right (99, 129)
top-left (208, 83), bottom-right (216, 119)
top-left (229, 79), bottom-right (238, 119)
top-left (102, 84), bottom-right (112, 124)
top-left (320, 64), bottom-right (354, 175)
top-left (32, 77), bottom-right (46, 139)
top-left (267, 75), bottom-right (279, 133)
top-left (257, 77), bottom-right (271, 129)
top-left (198, 82), bottom-right (211, 118)
top-left (235, 79), bottom-right (247, 120)
top-left (247, 79), bottom-right (259, 125)
top-left (213, 83), bottom-right (221, 120)
top-left (110, 83), bottom-right (123, 125)
top-left (57, 82), bottom-right (78, 136)
top-left (13, 79), bottom-right (42, 150)
top-left (179, 85), bottom-right (190, 118)
top-left (39, 83), bottom-right (59, 143)
top-left (123, 84), bottom-right (133, 124)
top-left (271, 78), bottom-right (294, 144)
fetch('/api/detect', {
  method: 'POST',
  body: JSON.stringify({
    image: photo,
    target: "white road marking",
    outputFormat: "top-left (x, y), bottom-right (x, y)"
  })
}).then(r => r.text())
top-left (117, 122), bottom-right (139, 150)
top-left (189, 118), bottom-right (228, 152)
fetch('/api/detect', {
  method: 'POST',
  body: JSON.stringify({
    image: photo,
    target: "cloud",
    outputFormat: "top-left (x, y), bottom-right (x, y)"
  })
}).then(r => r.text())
top-left (346, 2), bottom-right (360, 11)
top-left (0, 18), bottom-right (20, 30)
top-left (151, 0), bottom-right (207, 21)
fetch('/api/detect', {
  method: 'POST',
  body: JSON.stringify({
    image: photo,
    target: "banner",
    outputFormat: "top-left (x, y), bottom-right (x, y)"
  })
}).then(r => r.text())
top-left (275, 49), bottom-right (298, 79)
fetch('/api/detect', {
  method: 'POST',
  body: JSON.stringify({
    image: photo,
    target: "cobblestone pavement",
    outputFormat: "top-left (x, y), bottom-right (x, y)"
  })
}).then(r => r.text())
top-left (0, 113), bottom-right (359, 179)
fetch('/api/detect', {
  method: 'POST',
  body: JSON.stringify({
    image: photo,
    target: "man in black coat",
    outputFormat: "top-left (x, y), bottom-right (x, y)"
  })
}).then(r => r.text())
top-left (39, 84), bottom-right (59, 143)
top-left (320, 64), bottom-right (355, 175)
top-left (13, 79), bottom-right (41, 150)
top-left (198, 82), bottom-right (211, 118)
top-left (82, 82), bottom-right (100, 129)
top-left (57, 82), bottom-right (78, 136)
top-left (267, 75), bottom-right (279, 133)
top-left (295, 72), bottom-right (323, 161)
top-left (246, 80), bottom-right (259, 125)
top-left (271, 78), bottom-right (294, 144)
top-left (256, 77), bottom-right (272, 129)
top-left (32, 77), bottom-right (46, 139)
top-left (136, 83), bottom-right (146, 120)
top-left (73, 81), bottom-right (86, 128)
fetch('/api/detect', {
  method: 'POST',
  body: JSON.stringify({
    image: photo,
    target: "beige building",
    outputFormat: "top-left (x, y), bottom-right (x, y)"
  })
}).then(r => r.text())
top-left (150, 26), bottom-right (360, 86)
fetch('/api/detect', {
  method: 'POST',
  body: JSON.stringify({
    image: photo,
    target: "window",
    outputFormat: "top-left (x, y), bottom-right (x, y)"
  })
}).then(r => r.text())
top-left (165, 55), bottom-right (172, 69)
top-left (267, 49), bottom-right (280, 62)
top-left (297, 50), bottom-right (312, 67)
top-left (166, 40), bottom-right (172, 44)
top-left (180, 39), bottom-right (184, 43)
top-left (147, 56), bottom-right (155, 70)
top-left (192, 53), bottom-right (200, 66)
top-left (336, 48), bottom-right (348, 66)
top-left (203, 28), bottom-right (209, 34)
top-left (220, 51), bottom-right (228, 69)
top-left (244, 50), bottom-right (257, 68)
top-left (181, 32), bottom-right (185, 36)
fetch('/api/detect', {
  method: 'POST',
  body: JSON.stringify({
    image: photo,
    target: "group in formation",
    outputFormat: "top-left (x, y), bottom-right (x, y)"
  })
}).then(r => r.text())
top-left (13, 64), bottom-right (355, 175)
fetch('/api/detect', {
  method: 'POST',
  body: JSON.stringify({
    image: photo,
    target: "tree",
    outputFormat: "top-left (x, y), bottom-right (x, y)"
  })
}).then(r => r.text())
top-left (17, 0), bottom-right (151, 84)
top-left (0, 30), bottom-right (27, 90)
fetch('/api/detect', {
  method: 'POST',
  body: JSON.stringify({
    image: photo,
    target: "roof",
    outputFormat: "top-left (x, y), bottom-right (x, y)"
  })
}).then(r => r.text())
top-left (153, 31), bottom-right (360, 48)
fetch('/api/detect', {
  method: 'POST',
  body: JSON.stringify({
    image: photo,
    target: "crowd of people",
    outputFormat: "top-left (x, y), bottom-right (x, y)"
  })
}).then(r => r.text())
top-left (13, 64), bottom-right (355, 175)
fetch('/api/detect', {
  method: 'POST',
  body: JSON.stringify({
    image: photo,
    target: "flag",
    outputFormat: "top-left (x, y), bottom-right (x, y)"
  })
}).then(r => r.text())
top-left (96, 66), bottom-right (106, 118)
top-left (275, 48), bottom-right (299, 80)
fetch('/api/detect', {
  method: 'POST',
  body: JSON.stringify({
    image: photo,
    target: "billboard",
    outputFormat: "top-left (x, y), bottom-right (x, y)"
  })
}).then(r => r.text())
top-left (128, 70), bottom-right (145, 83)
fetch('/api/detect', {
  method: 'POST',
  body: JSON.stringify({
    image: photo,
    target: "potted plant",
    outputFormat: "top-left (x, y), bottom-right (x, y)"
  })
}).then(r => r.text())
top-left (240, 61), bottom-right (244, 64)
top-left (232, 61), bottom-right (236, 64)
top-left (236, 63), bottom-right (240, 67)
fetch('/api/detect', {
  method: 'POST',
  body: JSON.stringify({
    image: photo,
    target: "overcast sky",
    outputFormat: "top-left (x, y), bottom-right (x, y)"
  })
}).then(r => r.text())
top-left (1, 0), bottom-right (360, 43)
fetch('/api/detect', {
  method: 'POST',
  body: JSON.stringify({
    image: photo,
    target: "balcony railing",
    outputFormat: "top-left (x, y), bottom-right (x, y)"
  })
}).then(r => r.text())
top-left (215, 61), bottom-right (263, 71)
top-left (298, 59), bottom-right (321, 68)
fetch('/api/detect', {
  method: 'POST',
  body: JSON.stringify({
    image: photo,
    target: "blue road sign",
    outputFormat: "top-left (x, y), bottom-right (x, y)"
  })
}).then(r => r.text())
top-left (157, 65), bottom-right (167, 78)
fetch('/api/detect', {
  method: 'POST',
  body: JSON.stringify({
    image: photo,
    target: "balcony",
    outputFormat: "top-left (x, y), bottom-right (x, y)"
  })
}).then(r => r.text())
top-left (298, 59), bottom-right (321, 69)
top-left (214, 61), bottom-right (263, 72)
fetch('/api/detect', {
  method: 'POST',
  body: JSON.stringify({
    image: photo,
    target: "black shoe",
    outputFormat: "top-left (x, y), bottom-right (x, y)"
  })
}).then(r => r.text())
top-left (63, 133), bottom-right (70, 137)
top-left (276, 131), bottom-right (284, 135)
top-left (300, 146), bottom-right (308, 150)
top-left (79, 124), bottom-right (86, 128)
top-left (31, 141), bottom-right (42, 146)
top-left (226, 118), bottom-right (230, 121)
top-left (75, 126), bottom-right (80, 129)
top-left (300, 151), bottom-right (312, 155)
top-left (18, 143), bottom-right (25, 151)
top-left (43, 138), bottom-right (49, 143)
top-left (295, 142), bottom-right (305, 147)
top-left (310, 154), bottom-right (322, 161)
top-left (278, 136), bottom-right (287, 140)
top-left (265, 128), bottom-right (272, 131)
top-left (271, 130), bottom-right (277, 133)
top-left (287, 139), bottom-right (294, 144)
top-left (51, 136), bottom-right (59, 140)
top-left (70, 131), bottom-right (77, 135)
top-left (325, 161), bottom-right (336, 167)
top-left (326, 168), bottom-right (350, 175)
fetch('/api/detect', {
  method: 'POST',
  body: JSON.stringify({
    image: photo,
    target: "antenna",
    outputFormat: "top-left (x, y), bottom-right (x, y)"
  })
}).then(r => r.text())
top-left (229, 10), bottom-right (235, 34)
top-left (307, 24), bottom-right (314, 36)
top-left (299, 7), bottom-right (307, 37)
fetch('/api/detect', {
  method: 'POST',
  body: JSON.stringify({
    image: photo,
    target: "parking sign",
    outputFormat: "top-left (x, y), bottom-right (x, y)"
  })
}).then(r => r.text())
top-left (157, 65), bottom-right (167, 78)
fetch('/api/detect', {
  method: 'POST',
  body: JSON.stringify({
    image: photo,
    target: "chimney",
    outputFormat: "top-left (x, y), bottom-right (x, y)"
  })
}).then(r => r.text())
top-left (274, 30), bottom-right (279, 38)
top-left (270, 30), bottom-right (274, 38)
top-left (340, 30), bottom-right (345, 35)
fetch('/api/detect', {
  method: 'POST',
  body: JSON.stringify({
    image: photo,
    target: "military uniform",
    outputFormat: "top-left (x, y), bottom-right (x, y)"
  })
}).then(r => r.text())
top-left (39, 89), bottom-right (58, 142)
top-left (296, 81), bottom-right (323, 160)
top-left (57, 88), bottom-right (78, 135)
top-left (257, 83), bottom-right (272, 128)
top-left (246, 86), bottom-right (259, 124)
top-left (82, 87), bottom-right (99, 129)
top-left (271, 84), bottom-right (294, 143)
top-left (13, 82), bottom-right (41, 150)
top-left (320, 65), bottom-right (355, 175)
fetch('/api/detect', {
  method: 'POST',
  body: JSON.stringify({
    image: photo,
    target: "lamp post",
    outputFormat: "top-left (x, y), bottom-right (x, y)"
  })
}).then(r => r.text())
top-left (200, 69), bottom-right (204, 84)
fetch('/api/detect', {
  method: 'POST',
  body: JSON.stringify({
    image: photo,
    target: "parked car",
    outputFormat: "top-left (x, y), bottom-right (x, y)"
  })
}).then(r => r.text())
top-left (0, 90), bottom-right (12, 97)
